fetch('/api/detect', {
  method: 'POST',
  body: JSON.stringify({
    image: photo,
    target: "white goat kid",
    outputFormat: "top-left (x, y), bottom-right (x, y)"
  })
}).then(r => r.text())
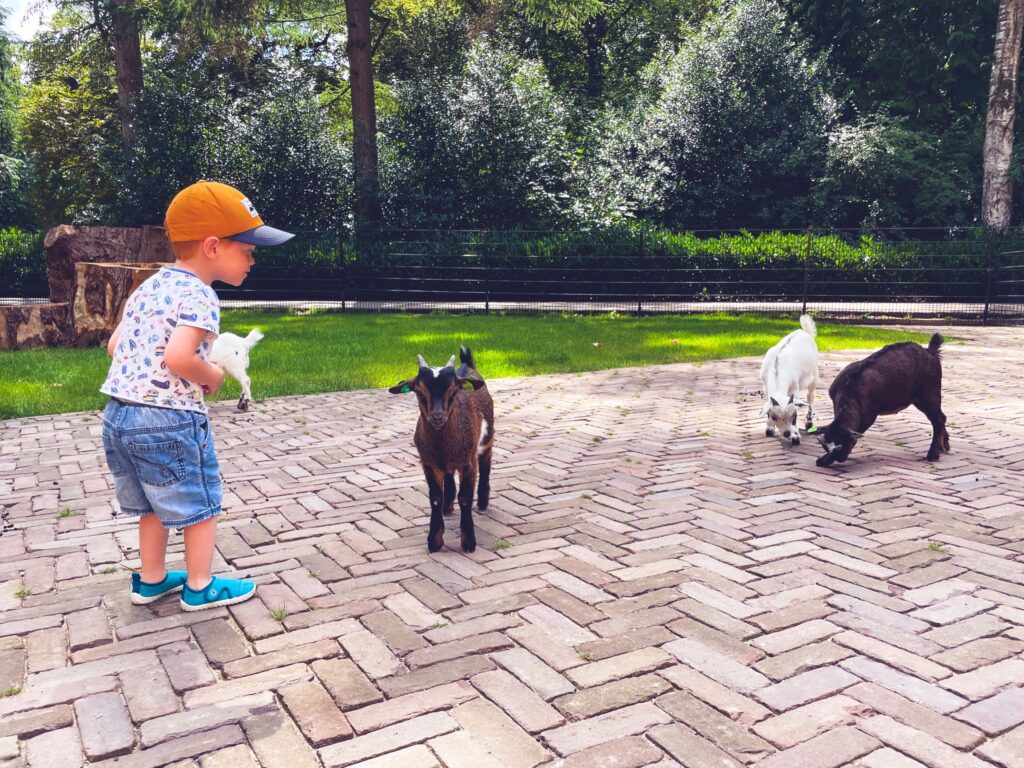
top-left (759, 315), bottom-right (818, 445)
top-left (209, 328), bottom-right (264, 411)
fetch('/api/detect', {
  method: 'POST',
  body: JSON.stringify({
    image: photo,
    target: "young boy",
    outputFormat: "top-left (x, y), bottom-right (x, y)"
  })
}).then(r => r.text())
top-left (100, 180), bottom-right (293, 611)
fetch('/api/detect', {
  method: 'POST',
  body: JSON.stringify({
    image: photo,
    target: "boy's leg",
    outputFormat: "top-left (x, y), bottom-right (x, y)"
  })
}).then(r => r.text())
top-left (183, 516), bottom-right (217, 591)
top-left (139, 514), bottom-right (170, 583)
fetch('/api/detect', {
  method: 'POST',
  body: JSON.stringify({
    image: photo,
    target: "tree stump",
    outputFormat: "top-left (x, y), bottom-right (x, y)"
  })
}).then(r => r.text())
top-left (71, 262), bottom-right (167, 347)
top-left (0, 303), bottom-right (70, 350)
top-left (45, 225), bottom-right (173, 305)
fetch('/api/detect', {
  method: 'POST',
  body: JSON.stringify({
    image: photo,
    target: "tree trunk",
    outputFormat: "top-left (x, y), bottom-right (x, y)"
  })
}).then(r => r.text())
top-left (584, 13), bottom-right (608, 103)
top-left (982, 0), bottom-right (1024, 231)
top-left (111, 0), bottom-right (144, 152)
top-left (71, 262), bottom-right (163, 347)
top-left (346, 0), bottom-right (381, 234)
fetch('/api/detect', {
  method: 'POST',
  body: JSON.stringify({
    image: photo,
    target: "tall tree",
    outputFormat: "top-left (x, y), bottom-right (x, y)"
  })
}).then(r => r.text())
top-left (110, 0), bottom-right (143, 151)
top-left (346, 0), bottom-right (380, 232)
top-left (982, 0), bottom-right (1024, 231)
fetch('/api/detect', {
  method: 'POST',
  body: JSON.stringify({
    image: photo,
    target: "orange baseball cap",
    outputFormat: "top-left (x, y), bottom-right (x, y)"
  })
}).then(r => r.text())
top-left (164, 180), bottom-right (294, 246)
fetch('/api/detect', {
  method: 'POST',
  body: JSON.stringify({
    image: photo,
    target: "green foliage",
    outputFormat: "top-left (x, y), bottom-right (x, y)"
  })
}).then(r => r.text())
top-left (584, 0), bottom-right (835, 229)
top-left (0, 228), bottom-right (47, 296)
top-left (381, 39), bottom-right (575, 228)
top-left (0, 8), bottom-right (34, 228)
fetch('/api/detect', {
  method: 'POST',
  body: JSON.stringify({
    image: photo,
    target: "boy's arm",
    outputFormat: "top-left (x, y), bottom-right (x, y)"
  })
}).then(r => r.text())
top-left (106, 325), bottom-right (121, 358)
top-left (165, 325), bottom-right (225, 393)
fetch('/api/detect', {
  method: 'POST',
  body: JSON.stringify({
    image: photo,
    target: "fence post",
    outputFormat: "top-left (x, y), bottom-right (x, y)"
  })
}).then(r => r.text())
top-left (483, 230), bottom-right (491, 316)
top-left (801, 228), bottom-right (812, 315)
top-left (983, 234), bottom-right (996, 326)
top-left (636, 225), bottom-right (644, 315)
top-left (338, 230), bottom-right (347, 312)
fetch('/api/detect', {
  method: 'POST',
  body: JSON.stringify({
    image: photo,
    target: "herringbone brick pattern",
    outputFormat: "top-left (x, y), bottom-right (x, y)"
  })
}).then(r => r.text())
top-left (1, 326), bottom-right (1023, 768)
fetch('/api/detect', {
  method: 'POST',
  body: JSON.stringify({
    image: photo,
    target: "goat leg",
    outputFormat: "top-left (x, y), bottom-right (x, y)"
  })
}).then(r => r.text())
top-left (237, 374), bottom-right (253, 411)
top-left (458, 464), bottom-right (477, 553)
top-left (443, 473), bottom-right (456, 516)
top-left (816, 452), bottom-right (838, 468)
top-left (477, 450), bottom-right (491, 511)
top-left (424, 466), bottom-right (445, 552)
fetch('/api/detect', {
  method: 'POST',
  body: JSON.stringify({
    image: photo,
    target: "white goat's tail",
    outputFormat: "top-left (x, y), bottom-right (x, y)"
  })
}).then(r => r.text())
top-left (243, 328), bottom-right (264, 349)
top-left (799, 314), bottom-right (817, 337)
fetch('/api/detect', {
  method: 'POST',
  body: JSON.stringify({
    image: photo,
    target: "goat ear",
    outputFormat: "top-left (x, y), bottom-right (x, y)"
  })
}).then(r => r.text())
top-left (460, 375), bottom-right (485, 391)
top-left (769, 396), bottom-right (780, 407)
top-left (758, 402), bottom-right (770, 417)
top-left (389, 380), bottom-right (415, 394)
top-left (793, 397), bottom-right (809, 407)
top-left (788, 394), bottom-right (795, 405)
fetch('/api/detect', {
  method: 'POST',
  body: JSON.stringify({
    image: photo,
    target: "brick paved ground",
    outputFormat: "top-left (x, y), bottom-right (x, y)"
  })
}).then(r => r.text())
top-left (1, 326), bottom-right (1023, 768)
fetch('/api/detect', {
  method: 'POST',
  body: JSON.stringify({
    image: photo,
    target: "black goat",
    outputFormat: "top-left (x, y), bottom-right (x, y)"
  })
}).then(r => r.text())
top-left (389, 347), bottom-right (495, 553)
top-left (816, 333), bottom-right (949, 467)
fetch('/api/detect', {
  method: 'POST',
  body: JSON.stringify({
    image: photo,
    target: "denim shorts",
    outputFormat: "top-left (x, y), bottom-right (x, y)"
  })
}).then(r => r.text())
top-left (102, 399), bottom-right (222, 529)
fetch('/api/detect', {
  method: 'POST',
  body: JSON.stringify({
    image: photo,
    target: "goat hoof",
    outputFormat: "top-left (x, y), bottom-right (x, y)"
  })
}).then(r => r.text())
top-left (791, 437), bottom-right (800, 446)
top-left (442, 508), bottom-right (454, 517)
top-left (237, 399), bottom-right (250, 411)
top-left (765, 428), bottom-right (774, 438)
top-left (477, 498), bottom-right (489, 511)
top-left (926, 451), bottom-right (940, 462)
top-left (461, 531), bottom-right (477, 553)
top-left (816, 454), bottom-right (834, 468)
top-left (427, 533), bottom-right (444, 553)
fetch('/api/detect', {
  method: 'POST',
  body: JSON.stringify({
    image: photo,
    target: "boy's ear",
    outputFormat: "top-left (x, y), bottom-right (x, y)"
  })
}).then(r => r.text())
top-left (389, 380), bottom-right (415, 394)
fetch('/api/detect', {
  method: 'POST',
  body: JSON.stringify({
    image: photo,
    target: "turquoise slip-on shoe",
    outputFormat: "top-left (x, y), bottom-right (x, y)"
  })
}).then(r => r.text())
top-left (130, 571), bottom-right (188, 604)
top-left (180, 575), bottom-right (257, 612)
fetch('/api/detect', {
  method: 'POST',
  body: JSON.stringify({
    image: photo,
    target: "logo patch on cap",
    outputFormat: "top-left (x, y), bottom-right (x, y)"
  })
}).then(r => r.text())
top-left (240, 197), bottom-right (260, 218)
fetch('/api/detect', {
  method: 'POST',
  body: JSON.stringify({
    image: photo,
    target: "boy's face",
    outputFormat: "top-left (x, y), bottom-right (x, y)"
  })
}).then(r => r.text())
top-left (213, 238), bottom-right (256, 286)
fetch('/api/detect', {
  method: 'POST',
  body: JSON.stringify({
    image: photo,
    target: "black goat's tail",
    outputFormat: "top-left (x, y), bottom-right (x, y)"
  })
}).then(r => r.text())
top-left (459, 346), bottom-right (476, 369)
top-left (928, 333), bottom-right (944, 355)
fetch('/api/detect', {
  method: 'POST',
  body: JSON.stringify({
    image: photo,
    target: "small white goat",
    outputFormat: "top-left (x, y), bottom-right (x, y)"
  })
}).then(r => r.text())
top-left (209, 328), bottom-right (264, 411)
top-left (759, 315), bottom-right (818, 445)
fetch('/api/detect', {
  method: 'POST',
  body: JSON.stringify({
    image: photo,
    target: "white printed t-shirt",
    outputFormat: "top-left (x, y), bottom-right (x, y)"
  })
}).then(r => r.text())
top-left (100, 266), bottom-right (220, 413)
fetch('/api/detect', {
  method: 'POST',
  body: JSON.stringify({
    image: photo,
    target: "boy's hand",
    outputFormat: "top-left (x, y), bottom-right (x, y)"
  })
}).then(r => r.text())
top-left (202, 364), bottom-right (227, 395)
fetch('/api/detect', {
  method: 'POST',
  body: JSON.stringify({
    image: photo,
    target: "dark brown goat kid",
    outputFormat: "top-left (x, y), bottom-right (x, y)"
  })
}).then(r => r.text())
top-left (390, 347), bottom-right (495, 552)
top-left (816, 333), bottom-right (949, 467)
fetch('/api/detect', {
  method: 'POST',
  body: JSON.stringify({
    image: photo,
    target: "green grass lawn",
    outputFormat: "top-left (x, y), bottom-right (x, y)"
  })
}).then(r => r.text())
top-left (0, 312), bottom-right (931, 419)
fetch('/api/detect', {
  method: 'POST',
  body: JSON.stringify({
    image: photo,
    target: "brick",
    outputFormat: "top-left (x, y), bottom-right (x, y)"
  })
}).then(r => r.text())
top-left (492, 647), bottom-right (574, 701)
top-left (339, 628), bottom-right (406, 679)
top-left (191, 618), bottom-right (249, 666)
top-left (558, 735), bottom-right (665, 768)
top-left (253, 619), bottom-right (360, 654)
top-left (362, 610), bottom-right (428, 654)
top-left (140, 693), bottom-right (275, 747)
top-left (519, 604), bottom-right (596, 644)
top-left (25, 727), bottom-right (84, 768)
top-left (451, 698), bottom-right (551, 768)
top-left (554, 673), bottom-right (672, 721)
top-left (941, 658), bottom-right (1024, 701)
top-left (222, 639), bottom-right (340, 679)
top-left (158, 641), bottom-right (216, 693)
top-left (655, 690), bottom-right (773, 763)
top-left (909, 596), bottom-right (994, 626)
top-left (667, 617), bottom-right (764, 665)
top-left (752, 620), bottom-right (841, 655)
top-left (92, 725), bottom-right (246, 768)
top-left (930, 636), bottom-right (1023, 673)
top-left (832, 631), bottom-right (951, 681)
top-left (754, 640), bottom-right (855, 682)
top-left (753, 695), bottom-right (867, 749)
top-left (25, 627), bottom-right (65, 673)
top-left (313, 658), bottom-right (384, 709)
top-left (472, 669), bottom-right (564, 733)
top-left (541, 701), bottom-right (671, 756)
top-left (839, 656), bottom-right (967, 714)
top-left (858, 714), bottom-right (992, 768)
top-left (663, 638), bottom-right (770, 694)
top-left (845, 682), bottom-right (984, 751)
top-left (348, 744), bottom-right (440, 768)
top-left (659, 664), bottom-right (772, 725)
top-left (404, 632), bottom-right (513, 670)
top-left (71, 627), bottom-right (190, 663)
top-left (507, 625), bottom-right (584, 672)
top-left (0, 704), bottom-right (73, 739)
top-left (346, 681), bottom-right (477, 734)
top-left (427, 731), bottom-right (506, 768)
top-left (976, 724), bottom-right (1024, 768)
top-left (120, 664), bottom-right (180, 722)
top-left (279, 681), bottom-right (353, 746)
top-left (200, 745), bottom-right (260, 768)
top-left (182, 663), bottom-right (311, 708)
top-left (753, 726), bottom-right (879, 768)
top-left (66, 606), bottom-right (112, 652)
top-left (954, 687), bottom-right (1024, 736)
top-left (647, 723), bottom-right (742, 768)
top-left (378, 655), bottom-right (495, 699)
top-left (242, 710), bottom-right (320, 768)
top-left (319, 712), bottom-right (457, 767)
top-left (566, 647), bottom-right (672, 688)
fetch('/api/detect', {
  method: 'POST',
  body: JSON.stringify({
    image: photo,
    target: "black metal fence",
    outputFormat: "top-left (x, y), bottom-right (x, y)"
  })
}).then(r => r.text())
top-left (5, 226), bottom-right (1024, 322)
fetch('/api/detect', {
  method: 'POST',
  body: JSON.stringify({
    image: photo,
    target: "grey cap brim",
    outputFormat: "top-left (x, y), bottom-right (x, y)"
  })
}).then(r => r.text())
top-left (229, 225), bottom-right (295, 246)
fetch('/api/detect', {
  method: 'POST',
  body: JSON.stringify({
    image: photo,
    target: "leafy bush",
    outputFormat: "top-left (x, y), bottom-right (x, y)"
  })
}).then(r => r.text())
top-left (0, 227), bottom-right (47, 296)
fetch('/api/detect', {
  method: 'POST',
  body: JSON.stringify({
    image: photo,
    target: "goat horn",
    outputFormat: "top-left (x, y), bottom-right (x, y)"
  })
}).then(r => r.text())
top-left (445, 354), bottom-right (456, 368)
top-left (417, 354), bottom-right (429, 369)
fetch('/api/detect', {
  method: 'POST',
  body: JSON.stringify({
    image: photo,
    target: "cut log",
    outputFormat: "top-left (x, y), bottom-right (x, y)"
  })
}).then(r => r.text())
top-left (45, 225), bottom-right (172, 305)
top-left (71, 262), bottom-right (167, 347)
top-left (0, 302), bottom-right (69, 350)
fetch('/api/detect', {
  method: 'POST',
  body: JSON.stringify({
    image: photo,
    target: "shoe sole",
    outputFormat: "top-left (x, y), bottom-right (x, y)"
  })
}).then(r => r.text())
top-left (179, 587), bottom-right (258, 612)
top-left (130, 585), bottom-right (184, 605)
